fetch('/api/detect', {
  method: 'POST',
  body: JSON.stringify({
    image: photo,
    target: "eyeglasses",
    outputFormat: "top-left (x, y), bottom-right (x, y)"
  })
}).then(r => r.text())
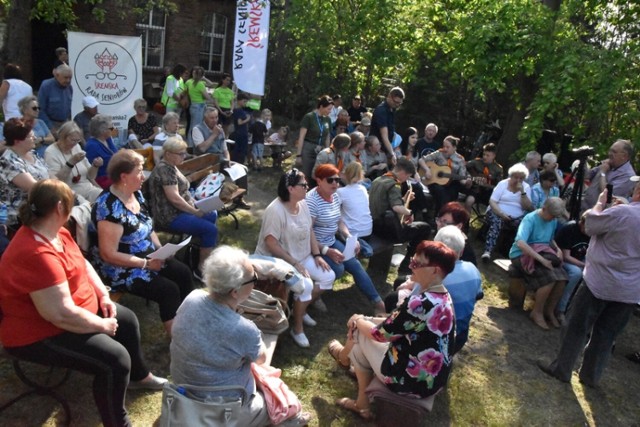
top-left (240, 271), bottom-right (258, 287)
top-left (171, 151), bottom-right (188, 158)
top-left (135, 105), bottom-right (147, 109)
top-left (31, 106), bottom-right (40, 111)
top-left (296, 182), bottom-right (309, 188)
top-left (409, 257), bottom-right (433, 270)
top-left (325, 177), bottom-right (341, 184)
top-left (108, 127), bottom-right (116, 131)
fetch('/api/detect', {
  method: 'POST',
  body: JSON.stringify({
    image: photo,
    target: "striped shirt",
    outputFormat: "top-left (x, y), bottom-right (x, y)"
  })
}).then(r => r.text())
top-left (306, 188), bottom-right (342, 246)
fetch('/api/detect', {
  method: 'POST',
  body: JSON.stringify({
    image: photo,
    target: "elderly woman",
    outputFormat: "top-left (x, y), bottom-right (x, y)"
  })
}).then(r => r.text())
top-left (307, 164), bottom-right (385, 314)
top-left (170, 245), bottom-right (310, 427)
top-left (152, 112), bottom-right (183, 164)
top-left (541, 152), bottom-right (564, 189)
top-left (0, 180), bottom-right (166, 427)
top-left (329, 241), bottom-right (456, 420)
top-left (127, 98), bottom-right (160, 146)
top-left (255, 169), bottom-right (334, 348)
top-left (85, 114), bottom-right (118, 189)
top-left (147, 137), bottom-right (218, 278)
top-left (313, 133), bottom-right (352, 180)
top-left (437, 201), bottom-right (476, 265)
top-left (0, 118), bottom-right (49, 227)
top-left (92, 150), bottom-right (193, 335)
top-left (361, 135), bottom-right (388, 180)
top-left (481, 163), bottom-right (533, 261)
top-left (18, 95), bottom-right (54, 157)
top-left (294, 95), bottom-right (333, 183)
top-left (44, 121), bottom-right (103, 202)
top-left (509, 197), bottom-right (568, 330)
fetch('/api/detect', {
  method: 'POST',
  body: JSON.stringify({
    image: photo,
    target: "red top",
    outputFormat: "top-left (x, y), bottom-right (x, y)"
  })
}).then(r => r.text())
top-left (0, 227), bottom-right (99, 347)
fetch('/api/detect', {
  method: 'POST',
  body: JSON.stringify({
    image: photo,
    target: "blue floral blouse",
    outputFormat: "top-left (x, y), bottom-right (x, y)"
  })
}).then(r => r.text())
top-left (372, 290), bottom-right (455, 398)
top-left (91, 190), bottom-right (156, 289)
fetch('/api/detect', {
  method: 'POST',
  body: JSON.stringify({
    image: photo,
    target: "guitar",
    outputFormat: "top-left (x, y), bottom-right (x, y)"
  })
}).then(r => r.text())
top-left (399, 183), bottom-right (413, 224)
top-left (422, 161), bottom-right (488, 187)
top-left (421, 161), bottom-right (468, 186)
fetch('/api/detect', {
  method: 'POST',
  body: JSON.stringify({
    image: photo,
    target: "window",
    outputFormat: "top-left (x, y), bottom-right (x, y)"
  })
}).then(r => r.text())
top-left (200, 14), bottom-right (228, 73)
top-left (136, 8), bottom-right (166, 69)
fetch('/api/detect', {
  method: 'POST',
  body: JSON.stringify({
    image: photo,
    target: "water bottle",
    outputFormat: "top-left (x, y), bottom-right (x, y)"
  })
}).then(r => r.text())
top-left (0, 202), bottom-right (8, 225)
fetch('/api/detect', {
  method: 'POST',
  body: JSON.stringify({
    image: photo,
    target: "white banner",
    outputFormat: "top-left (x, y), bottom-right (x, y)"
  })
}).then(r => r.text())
top-left (68, 32), bottom-right (142, 145)
top-left (232, 0), bottom-right (270, 96)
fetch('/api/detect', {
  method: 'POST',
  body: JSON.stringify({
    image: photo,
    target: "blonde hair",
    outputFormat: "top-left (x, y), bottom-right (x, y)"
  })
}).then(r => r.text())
top-left (162, 136), bottom-right (187, 153)
top-left (343, 162), bottom-right (363, 184)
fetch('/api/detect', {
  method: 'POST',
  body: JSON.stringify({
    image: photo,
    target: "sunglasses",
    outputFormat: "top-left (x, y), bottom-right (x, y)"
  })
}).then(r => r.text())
top-left (240, 271), bottom-right (258, 287)
top-left (409, 257), bottom-right (433, 270)
top-left (296, 182), bottom-right (309, 188)
top-left (31, 106), bottom-right (40, 111)
top-left (436, 217), bottom-right (456, 226)
top-left (325, 177), bottom-right (341, 184)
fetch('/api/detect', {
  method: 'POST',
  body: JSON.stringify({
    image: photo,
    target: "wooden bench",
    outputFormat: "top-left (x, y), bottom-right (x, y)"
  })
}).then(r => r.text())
top-left (493, 259), bottom-right (528, 309)
top-left (177, 153), bottom-right (220, 183)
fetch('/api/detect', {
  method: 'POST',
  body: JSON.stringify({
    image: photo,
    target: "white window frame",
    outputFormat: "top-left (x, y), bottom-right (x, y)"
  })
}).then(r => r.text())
top-left (136, 9), bottom-right (166, 70)
top-left (200, 13), bottom-right (228, 73)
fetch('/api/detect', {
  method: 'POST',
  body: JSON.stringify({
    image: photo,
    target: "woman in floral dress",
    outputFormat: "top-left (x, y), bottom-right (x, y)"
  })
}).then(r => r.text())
top-left (329, 240), bottom-right (457, 420)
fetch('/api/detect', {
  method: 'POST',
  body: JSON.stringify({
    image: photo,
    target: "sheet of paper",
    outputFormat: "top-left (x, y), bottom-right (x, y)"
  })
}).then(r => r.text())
top-left (224, 163), bottom-right (247, 181)
top-left (147, 236), bottom-right (192, 260)
top-left (195, 194), bottom-right (226, 212)
top-left (342, 234), bottom-right (358, 261)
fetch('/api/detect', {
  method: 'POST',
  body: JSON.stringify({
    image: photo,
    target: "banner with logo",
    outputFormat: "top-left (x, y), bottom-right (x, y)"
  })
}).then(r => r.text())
top-left (68, 32), bottom-right (142, 146)
top-left (232, 0), bottom-right (270, 96)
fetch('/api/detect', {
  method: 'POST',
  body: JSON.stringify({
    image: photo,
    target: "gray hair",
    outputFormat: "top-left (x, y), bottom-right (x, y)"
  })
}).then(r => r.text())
top-left (57, 121), bottom-right (82, 142)
top-left (525, 151), bottom-right (541, 162)
top-left (18, 95), bottom-right (38, 115)
top-left (133, 98), bottom-right (147, 108)
top-left (425, 123), bottom-right (438, 133)
top-left (615, 139), bottom-right (634, 160)
top-left (203, 246), bottom-right (251, 295)
top-left (543, 197), bottom-right (565, 217)
top-left (542, 152), bottom-right (557, 164)
top-left (434, 225), bottom-right (465, 258)
top-left (89, 114), bottom-right (113, 138)
top-left (162, 136), bottom-right (187, 153)
top-left (508, 163), bottom-right (530, 178)
top-left (54, 64), bottom-right (72, 76)
top-left (162, 112), bottom-right (180, 130)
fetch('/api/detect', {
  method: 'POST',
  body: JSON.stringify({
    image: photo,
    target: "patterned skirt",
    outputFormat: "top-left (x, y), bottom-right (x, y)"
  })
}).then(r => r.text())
top-left (511, 256), bottom-right (568, 292)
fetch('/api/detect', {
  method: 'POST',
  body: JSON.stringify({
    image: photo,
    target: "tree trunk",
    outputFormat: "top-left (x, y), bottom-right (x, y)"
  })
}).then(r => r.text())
top-left (2, 0), bottom-right (34, 82)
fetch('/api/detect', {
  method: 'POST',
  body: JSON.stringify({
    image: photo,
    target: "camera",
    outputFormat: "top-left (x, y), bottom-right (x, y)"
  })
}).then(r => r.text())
top-left (571, 146), bottom-right (595, 158)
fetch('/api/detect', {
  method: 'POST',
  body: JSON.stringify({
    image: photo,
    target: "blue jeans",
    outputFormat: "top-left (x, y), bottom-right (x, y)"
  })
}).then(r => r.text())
top-left (188, 103), bottom-right (206, 145)
top-left (548, 283), bottom-right (635, 385)
top-left (322, 239), bottom-right (381, 303)
top-left (558, 263), bottom-right (583, 313)
top-left (169, 211), bottom-right (218, 248)
top-left (358, 238), bottom-right (373, 258)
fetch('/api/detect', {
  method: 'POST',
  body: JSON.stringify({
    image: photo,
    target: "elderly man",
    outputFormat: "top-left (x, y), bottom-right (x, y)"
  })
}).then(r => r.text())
top-left (369, 157), bottom-right (431, 274)
top-left (192, 106), bottom-right (229, 162)
top-left (581, 139), bottom-right (636, 210)
top-left (38, 64), bottom-right (73, 135)
top-left (73, 96), bottom-right (100, 140)
top-left (370, 86), bottom-right (404, 165)
top-left (539, 179), bottom-right (640, 387)
top-left (415, 123), bottom-right (441, 158)
top-left (522, 151), bottom-right (541, 187)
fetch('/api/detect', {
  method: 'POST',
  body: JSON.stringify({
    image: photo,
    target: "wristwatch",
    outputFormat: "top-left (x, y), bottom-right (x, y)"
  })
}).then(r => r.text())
top-left (520, 192), bottom-right (526, 196)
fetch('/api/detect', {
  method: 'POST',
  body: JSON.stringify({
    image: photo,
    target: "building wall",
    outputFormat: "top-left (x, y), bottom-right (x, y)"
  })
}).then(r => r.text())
top-left (74, 0), bottom-right (235, 85)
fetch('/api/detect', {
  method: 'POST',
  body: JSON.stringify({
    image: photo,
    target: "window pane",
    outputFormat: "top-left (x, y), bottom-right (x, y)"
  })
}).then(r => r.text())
top-left (151, 11), bottom-right (165, 27)
top-left (214, 15), bottom-right (226, 35)
top-left (212, 37), bottom-right (223, 54)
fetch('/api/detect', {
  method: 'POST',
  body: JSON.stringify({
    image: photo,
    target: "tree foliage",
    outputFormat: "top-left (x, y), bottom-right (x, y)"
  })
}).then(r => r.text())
top-left (269, 0), bottom-right (640, 165)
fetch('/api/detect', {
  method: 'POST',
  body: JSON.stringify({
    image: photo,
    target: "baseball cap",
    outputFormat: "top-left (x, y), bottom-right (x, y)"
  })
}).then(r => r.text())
top-left (82, 96), bottom-right (100, 108)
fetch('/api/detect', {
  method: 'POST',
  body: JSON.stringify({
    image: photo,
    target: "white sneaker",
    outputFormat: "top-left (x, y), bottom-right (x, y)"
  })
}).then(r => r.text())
top-left (481, 251), bottom-right (491, 262)
top-left (312, 298), bottom-right (328, 312)
top-left (302, 313), bottom-right (317, 327)
top-left (290, 329), bottom-right (310, 348)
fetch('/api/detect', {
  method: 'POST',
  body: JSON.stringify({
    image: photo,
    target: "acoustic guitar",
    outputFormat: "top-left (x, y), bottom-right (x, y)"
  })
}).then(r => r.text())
top-left (422, 161), bottom-right (468, 186)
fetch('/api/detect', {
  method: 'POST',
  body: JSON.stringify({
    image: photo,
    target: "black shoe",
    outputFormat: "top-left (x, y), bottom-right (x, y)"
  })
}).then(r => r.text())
top-left (536, 361), bottom-right (569, 383)
top-left (626, 352), bottom-right (640, 364)
top-left (235, 200), bottom-right (251, 210)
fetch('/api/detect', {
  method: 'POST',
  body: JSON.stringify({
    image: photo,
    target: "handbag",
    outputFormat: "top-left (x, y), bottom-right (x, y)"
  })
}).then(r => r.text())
top-left (251, 363), bottom-right (302, 425)
top-left (237, 289), bottom-right (289, 335)
top-left (194, 172), bottom-right (225, 200)
top-left (159, 382), bottom-right (247, 427)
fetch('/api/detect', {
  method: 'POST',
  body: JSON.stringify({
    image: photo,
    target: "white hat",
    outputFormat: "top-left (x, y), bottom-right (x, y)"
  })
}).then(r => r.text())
top-left (82, 96), bottom-right (100, 108)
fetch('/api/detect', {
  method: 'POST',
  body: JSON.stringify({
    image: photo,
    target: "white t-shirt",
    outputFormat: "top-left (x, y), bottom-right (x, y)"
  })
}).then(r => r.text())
top-left (490, 178), bottom-right (531, 218)
top-left (255, 198), bottom-right (313, 262)
top-left (337, 183), bottom-right (372, 238)
top-left (3, 79), bottom-right (33, 121)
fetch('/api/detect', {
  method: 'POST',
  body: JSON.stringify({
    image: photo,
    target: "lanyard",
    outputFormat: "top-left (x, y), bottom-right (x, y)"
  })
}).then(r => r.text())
top-left (315, 112), bottom-right (324, 145)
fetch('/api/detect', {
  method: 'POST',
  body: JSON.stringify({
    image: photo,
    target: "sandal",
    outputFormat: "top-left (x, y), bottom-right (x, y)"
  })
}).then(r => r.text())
top-left (328, 339), bottom-right (349, 368)
top-left (530, 313), bottom-right (549, 330)
top-left (335, 397), bottom-right (372, 420)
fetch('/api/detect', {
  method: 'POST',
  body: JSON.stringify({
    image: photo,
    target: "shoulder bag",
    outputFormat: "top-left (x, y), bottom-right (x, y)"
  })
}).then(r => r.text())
top-left (159, 382), bottom-right (247, 427)
top-left (237, 289), bottom-right (289, 335)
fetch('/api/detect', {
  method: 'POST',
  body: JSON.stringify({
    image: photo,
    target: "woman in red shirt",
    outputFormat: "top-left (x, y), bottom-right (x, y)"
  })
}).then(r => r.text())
top-left (0, 179), bottom-right (165, 427)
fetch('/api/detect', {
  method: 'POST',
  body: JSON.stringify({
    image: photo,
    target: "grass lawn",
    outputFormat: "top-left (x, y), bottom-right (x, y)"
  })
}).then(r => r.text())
top-left (1, 156), bottom-right (640, 426)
